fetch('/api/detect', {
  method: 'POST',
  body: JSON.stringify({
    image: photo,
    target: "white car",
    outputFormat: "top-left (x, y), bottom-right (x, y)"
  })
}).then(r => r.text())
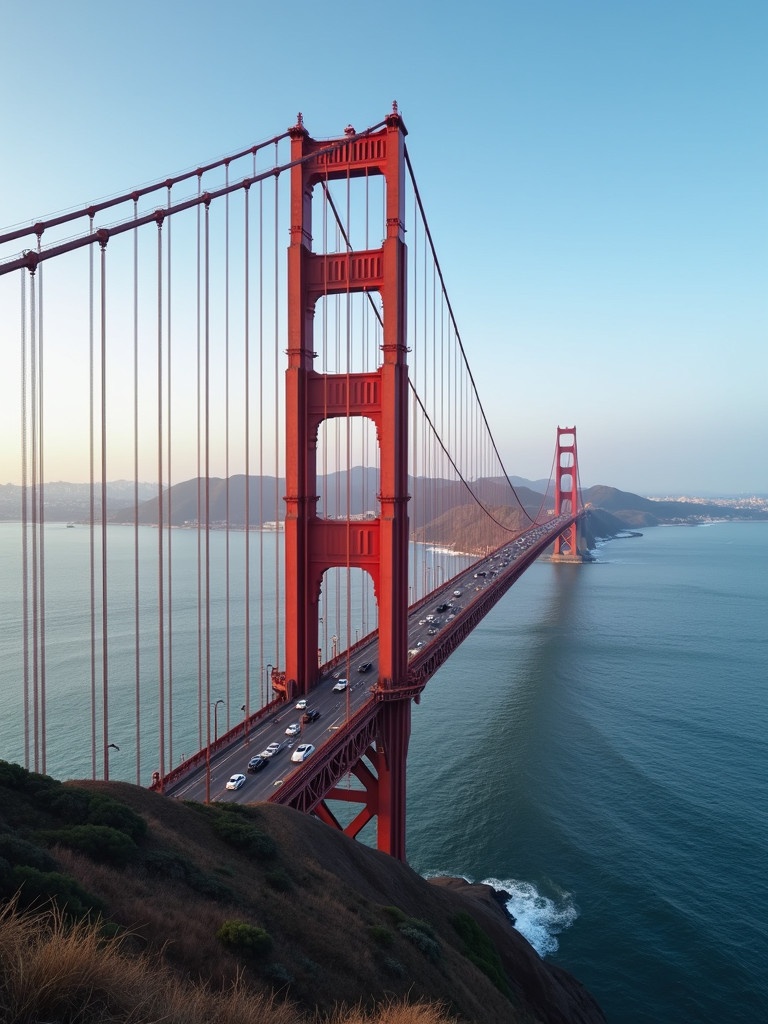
top-left (332, 678), bottom-right (348, 692)
top-left (291, 743), bottom-right (315, 763)
top-left (285, 722), bottom-right (301, 736)
top-left (295, 699), bottom-right (308, 710)
top-left (225, 774), bottom-right (246, 790)
top-left (260, 742), bottom-right (282, 758)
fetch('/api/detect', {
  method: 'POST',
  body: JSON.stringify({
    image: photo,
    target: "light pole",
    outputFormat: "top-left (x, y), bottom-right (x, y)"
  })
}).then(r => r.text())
top-left (105, 742), bottom-right (119, 781)
top-left (212, 699), bottom-right (224, 742)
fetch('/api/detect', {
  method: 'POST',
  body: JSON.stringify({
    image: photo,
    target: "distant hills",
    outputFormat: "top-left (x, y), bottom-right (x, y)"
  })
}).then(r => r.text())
top-left (0, 476), bottom-right (764, 554)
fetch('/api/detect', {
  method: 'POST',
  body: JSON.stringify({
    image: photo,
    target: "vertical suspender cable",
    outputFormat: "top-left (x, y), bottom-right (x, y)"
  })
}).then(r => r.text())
top-left (99, 237), bottom-right (109, 779)
top-left (28, 270), bottom-right (38, 771)
top-left (258, 176), bottom-right (265, 708)
top-left (20, 271), bottom-right (30, 768)
top-left (243, 180), bottom-right (251, 722)
top-left (166, 187), bottom-right (174, 775)
top-left (224, 162), bottom-right (231, 732)
top-left (156, 215), bottom-right (166, 785)
top-left (88, 222), bottom-right (97, 778)
top-left (206, 200), bottom-right (212, 728)
top-left (204, 199), bottom-right (212, 799)
top-left (196, 175), bottom-right (203, 751)
top-left (133, 200), bottom-right (141, 785)
top-left (273, 165), bottom-right (281, 669)
top-left (36, 254), bottom-right (47, 775)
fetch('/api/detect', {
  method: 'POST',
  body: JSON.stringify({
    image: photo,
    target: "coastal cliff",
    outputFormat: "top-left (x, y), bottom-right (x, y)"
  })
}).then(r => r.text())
top-left (0, 764), bottom-right (605, 1023)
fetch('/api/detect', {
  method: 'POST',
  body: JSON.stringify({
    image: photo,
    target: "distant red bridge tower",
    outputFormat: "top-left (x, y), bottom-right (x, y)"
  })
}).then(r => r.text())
top-left (281, 108), bottom-right (411, 858)
top-left (553, 426), bottom-right (582, 561)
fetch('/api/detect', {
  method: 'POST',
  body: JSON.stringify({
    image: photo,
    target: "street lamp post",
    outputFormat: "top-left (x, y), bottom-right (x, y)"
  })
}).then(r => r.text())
top-left (105, 742), bottom-right (119, 781)
top-left (212, 699), bottom-right (225, 742)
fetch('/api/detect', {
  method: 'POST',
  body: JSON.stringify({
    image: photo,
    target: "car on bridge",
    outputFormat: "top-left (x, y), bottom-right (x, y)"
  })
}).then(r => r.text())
top-left (247, 755), bottom-right (269, 773)
top-left (291, 743), bottom-right (315, 763)
top-left (260, 742), bottom-right (283, 758)
top-left (295, 699), bottom-right (308, 710)
top-left (357, 661), bottom-right (373, 673)
top-left (226, 774), bottom-right (246, 790)
top-left (332, 678), bottom-right (348, 692)
top-left (285, 722), bottom-right (301, 736)
top-left (302, 709), bottom-right (321, 723)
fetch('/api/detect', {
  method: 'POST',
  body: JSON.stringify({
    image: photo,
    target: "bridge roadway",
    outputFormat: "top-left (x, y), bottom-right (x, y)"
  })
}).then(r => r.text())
top-left (166, 514), bottom-right (579, 806)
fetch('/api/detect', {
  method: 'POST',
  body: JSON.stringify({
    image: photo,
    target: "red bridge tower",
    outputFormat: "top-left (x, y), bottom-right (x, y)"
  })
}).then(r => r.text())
top-left (282, 109), bottom-right (411, 858)
top-left (553, 426), bottom-right (582, 561)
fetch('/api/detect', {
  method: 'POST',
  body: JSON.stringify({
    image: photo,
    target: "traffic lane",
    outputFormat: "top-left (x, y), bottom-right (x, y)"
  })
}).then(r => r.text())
top-left (177, 526), bottom-right (565, 801)
top-left (177, 683), bottom-right (365, 802)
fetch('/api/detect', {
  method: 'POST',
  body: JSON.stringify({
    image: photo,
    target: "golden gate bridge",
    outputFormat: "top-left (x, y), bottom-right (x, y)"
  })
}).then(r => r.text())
top-left (0, 105), bottom-right (585, 859)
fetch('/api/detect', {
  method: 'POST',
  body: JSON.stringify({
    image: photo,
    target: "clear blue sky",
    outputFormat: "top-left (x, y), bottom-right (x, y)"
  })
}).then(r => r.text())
top-left (2, 0), bottom-right (766, 496)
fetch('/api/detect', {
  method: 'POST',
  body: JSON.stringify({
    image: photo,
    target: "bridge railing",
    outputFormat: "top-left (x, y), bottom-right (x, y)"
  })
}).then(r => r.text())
top-left (150, 696), bottom-right (286, 792)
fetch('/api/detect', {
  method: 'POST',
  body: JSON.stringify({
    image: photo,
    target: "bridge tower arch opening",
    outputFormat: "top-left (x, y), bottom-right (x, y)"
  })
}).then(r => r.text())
top-left (553, 425), bottom-right (582, 561)
top-left (283, 108), bottom-right (411, 858)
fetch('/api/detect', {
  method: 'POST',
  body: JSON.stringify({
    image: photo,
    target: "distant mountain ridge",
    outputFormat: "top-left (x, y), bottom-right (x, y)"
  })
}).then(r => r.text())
top-left (1, 477), bottom-right (764, 542)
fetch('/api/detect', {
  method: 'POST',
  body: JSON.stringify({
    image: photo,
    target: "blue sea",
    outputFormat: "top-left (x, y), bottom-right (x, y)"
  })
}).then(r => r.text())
top-left (405, 521), bottom-right (768, 1023)
top-left (0, 519), bottom-right (766, 1022)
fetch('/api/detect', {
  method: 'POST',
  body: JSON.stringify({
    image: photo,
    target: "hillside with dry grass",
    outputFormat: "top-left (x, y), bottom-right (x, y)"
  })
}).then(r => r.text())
top-left (0, 761), bottom-right (605, 1023)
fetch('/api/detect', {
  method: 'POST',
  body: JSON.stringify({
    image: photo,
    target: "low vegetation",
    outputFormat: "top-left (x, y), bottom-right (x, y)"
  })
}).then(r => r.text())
top-left (0, 760), bottom-right (605, 1023)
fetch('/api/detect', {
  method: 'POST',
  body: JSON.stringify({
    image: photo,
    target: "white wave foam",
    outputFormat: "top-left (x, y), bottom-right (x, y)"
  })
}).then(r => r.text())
top-left (484, 877), bottom-right (579, 958)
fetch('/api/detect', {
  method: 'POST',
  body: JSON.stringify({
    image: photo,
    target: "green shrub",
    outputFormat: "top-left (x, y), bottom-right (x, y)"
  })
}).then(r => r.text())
top-left (398, 923), bottom-right (442, 962)
top-left (47, 788), bottom-right (91, 824)
top-left (262, 962), bottom-right (294, 987)
top-left (142, 848), bottom-right (233, 901)
top-left (211, 815), bottom-right (276, 859)
top-left (12, 865), bottom-right (103, 918)
top-left (0, 834), bottom-right (57, 872)
top-left (382, 956), bottom-right (406, 977)
top-left (38, 824), bottom-right (138, 867)
top-left (401, 916), bottom-right (436, 940)
top-left (382, 905), bottom-right (406, 924)
top-left (86, 794), bottom-right (147, 841)
top-left (216, 919), bottom-right (273, 958)
top-left (369, 924), bottom-right (394, 946)
top-left (265, 867), bottom-right (292, 892)
top-left (452, 910), bottom-right (511, 998)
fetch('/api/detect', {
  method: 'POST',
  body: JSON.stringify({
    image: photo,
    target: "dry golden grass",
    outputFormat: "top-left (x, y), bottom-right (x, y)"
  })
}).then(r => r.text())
top-left (0, 896), bottom-right (461, 1024)
top-left (1, 774), bottom-right (604, 1024)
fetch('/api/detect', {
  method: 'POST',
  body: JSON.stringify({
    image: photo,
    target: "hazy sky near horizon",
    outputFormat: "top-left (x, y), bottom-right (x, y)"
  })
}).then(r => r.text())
top-left (2, 1), bottom-right (766, 496)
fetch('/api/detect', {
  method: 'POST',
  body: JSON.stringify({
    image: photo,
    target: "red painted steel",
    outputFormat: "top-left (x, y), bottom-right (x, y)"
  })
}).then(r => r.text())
top-left (553, 427), bottom-right (581, 560)
top-left (282, 108), bottom-right (412, 859)
top-left (270, 513), bottom-right (582, 853)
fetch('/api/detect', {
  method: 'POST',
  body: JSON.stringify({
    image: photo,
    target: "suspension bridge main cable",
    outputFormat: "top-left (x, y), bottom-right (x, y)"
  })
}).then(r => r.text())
top-left (403, 146), bottom-right (536, 526)
top-left (320, 182), bottom-right (523, 535)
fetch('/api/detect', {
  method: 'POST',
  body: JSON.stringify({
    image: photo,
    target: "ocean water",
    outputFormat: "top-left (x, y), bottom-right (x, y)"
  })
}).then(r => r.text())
top-left (404, 521), bottom-right (768, 1023)
top-left (1, 519), bottom-right (766, 1021)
